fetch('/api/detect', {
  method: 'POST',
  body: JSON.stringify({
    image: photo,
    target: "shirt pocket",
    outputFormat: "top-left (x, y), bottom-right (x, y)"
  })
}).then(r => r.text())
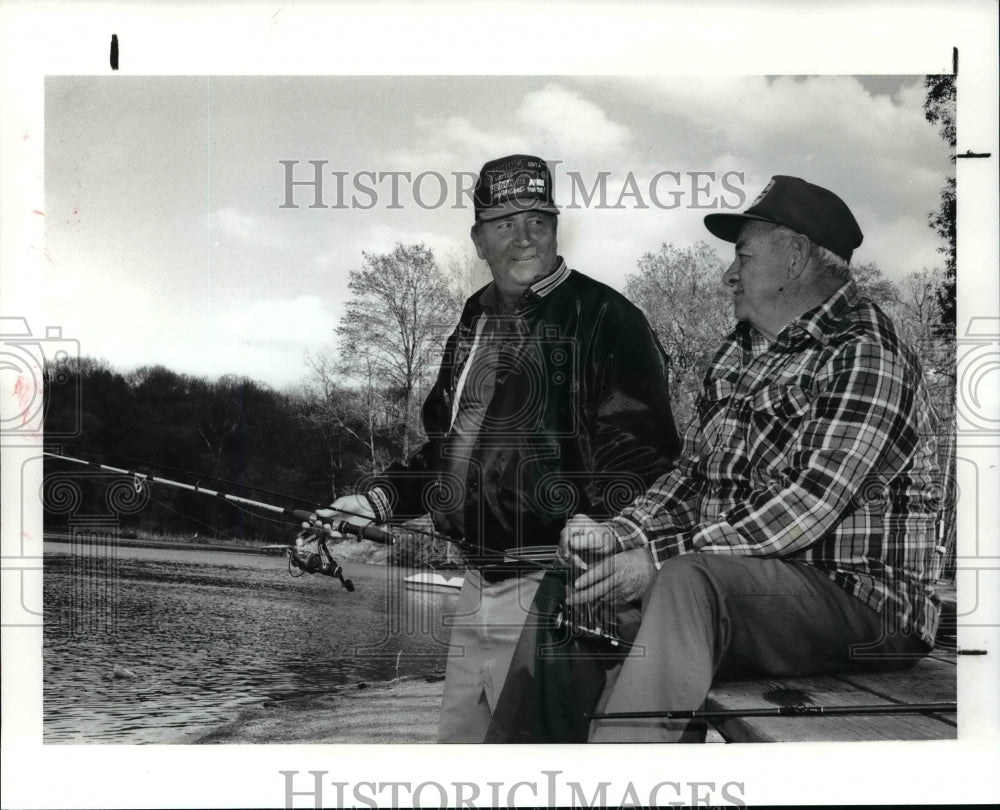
top-left (745, 384), bottom-right (813, 473)
top-left (698, 378), bottom-right (736, 449)
top-left (750, 383), bottom-right (812, 420)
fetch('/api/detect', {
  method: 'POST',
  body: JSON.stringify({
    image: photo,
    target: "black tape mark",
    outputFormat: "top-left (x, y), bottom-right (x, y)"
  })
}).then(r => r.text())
top-left (110, 34), bottom-right (119, 71)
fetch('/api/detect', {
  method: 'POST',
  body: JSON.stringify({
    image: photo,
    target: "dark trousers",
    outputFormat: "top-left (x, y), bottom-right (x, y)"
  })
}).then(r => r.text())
top-left (591, 555), bottom-right (929, 742)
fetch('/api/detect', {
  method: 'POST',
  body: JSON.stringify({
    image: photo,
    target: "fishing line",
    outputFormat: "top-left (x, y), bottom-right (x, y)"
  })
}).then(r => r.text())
top-left (145, 493), bottom-right (231, 539)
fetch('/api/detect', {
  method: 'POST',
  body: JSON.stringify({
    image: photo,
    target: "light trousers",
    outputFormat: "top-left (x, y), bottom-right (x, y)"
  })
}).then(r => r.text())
top-left (438, 569), bottom-right (544, 743)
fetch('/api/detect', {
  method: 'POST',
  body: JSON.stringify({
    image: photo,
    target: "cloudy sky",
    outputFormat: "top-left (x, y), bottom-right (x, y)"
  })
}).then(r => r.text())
top-left (42, 74), bottom-right (953, 388)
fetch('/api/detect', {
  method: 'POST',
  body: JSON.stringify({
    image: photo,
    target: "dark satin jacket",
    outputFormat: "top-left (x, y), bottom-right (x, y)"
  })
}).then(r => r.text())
top-left (368, 262), bottom-right (681, 555)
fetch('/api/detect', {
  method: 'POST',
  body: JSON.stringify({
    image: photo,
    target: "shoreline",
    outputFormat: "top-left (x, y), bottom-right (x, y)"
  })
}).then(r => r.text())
top-left (186, 676), bottom-right (445, 744)
top-left (42, 532), bottom-right (390, 564)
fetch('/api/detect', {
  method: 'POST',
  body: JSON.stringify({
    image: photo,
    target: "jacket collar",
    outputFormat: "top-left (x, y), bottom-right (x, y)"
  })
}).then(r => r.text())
top-left (478, 257), bottom-right (571, 313)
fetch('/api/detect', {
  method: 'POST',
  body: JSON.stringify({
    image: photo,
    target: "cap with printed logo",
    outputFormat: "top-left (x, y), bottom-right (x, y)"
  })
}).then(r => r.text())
top-left (473, 154), bottom-right (560, 222)
top-left (704, 175), bottom-right (863, 262)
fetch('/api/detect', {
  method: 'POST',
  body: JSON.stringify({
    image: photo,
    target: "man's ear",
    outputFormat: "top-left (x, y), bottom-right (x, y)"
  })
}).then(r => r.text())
top-left (470, 224), bottom-right (485, 260)
top-left (787, 233), bottom-right (811, 280)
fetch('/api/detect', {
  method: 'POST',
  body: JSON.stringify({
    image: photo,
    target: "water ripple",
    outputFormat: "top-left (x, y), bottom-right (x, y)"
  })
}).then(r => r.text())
top-left (43, 542), bottom-right (454, 743)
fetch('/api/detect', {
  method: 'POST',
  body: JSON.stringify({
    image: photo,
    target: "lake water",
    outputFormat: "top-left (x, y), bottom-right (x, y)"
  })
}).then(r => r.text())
top-left (43, 540), bottom-right (457, 744)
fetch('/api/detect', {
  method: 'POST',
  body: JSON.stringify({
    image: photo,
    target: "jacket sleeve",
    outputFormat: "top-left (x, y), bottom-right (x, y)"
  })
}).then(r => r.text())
top-left (581, 301), bottom-right (682, 520)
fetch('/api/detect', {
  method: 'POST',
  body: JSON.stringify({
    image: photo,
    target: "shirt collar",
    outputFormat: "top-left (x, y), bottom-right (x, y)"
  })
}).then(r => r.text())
top-left (794, 279), bottom-right (859, 345)
top-left (478, 257), bottom-right (571, 313)
top-left (734, 279), bottom-right (859, 357)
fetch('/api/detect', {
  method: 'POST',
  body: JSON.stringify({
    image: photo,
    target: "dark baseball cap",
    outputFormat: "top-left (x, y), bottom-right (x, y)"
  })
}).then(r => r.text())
top-left (704, 175), bottom-right (863, 262)
top-left (473, 154), bottom-right (560, 221)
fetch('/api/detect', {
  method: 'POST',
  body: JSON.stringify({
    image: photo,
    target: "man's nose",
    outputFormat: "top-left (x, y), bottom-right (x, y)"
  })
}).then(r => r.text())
top-left (722, 259), bottom-right (739, 287)
top-left (512, 217), bottom-right (532, 244)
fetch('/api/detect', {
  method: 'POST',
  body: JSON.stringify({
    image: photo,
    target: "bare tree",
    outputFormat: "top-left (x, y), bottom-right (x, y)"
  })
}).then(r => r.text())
top-left (197, 374), bottom-right (247, 474)
top-left (923, 73), bottom-right (956, 330)
top-left (852, 261), bottom-right (900, 309)
top-left (888, 265), bottom-right (956, 576)
top-left (444, 245), bottom-right (492, 302)
top-left (624, 242), bottom-right (733, 431)
top-left (336, 243), bottom-right (461, 459)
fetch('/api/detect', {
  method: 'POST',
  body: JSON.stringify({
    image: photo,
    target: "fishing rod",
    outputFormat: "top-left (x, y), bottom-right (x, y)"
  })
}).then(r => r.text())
top-left (43, 451), bottom-right (392, 544)
top-left (76, 449), bottom-right (323, 509)
top-left (42, 451), bottom-right (568, 578)
top-left (587, 702), bottom-right (957, 721)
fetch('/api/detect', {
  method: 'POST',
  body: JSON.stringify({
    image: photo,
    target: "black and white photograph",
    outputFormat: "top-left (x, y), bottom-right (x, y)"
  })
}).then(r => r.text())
top-left (2, 3), bottom-right (997, 808)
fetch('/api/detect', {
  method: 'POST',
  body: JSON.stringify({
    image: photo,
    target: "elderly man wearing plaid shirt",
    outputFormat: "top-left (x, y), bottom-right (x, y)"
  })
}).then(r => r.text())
top-left (561, 175), bottom-right (943, 742)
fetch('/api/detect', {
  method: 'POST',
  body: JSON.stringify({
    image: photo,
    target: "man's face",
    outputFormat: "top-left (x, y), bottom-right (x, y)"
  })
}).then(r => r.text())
top-left (722, 223), bottom-right (793, 340)
top-left (472, 211), bottom-right (558, 293)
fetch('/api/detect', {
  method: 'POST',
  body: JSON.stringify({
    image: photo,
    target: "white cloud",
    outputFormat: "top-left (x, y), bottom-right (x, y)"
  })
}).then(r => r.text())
top-left (516, 84), bottom-right (632, 156)
top-left (216, 296), bottom-right (338, 346)
top-left (41, 260), bottom-right (341, 388)
top-left (627, 75), bottom-right (950, 208)
top-left (394, 82), bottom-right (631, 170)
top-left (345, 224), bottom-right (467, 271)
top-left (211, 206), bottom-right (289, 249)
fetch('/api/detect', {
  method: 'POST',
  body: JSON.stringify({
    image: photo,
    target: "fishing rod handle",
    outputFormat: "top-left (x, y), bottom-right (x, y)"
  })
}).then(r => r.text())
top-left (291, 509), bottom-right (393, 544)
top-left (334, 520), bottom-right (393, 545)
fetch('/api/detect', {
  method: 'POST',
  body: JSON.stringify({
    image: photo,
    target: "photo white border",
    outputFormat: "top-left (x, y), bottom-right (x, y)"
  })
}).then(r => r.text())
top-left (2, 2), bottom-right (997, 807)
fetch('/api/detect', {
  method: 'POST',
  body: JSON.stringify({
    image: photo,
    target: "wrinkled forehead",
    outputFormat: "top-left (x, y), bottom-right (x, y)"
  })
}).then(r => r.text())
top-left (735, 220), bottom-right (788, 250)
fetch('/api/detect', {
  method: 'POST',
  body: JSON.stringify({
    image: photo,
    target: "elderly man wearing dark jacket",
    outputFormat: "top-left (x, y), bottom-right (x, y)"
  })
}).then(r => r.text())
top-left (320, 154), bottom-right (680, 742)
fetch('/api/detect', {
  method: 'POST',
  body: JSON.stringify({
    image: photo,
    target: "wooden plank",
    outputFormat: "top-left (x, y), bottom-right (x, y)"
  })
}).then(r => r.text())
top-left (706, 664), bottom-right (956, 743)
top-left (836, 658), bottom-right (956, 715)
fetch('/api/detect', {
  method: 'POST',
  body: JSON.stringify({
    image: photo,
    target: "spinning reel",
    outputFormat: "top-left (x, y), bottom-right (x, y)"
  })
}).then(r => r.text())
top-left (287, 529), bottom-right (355, 591)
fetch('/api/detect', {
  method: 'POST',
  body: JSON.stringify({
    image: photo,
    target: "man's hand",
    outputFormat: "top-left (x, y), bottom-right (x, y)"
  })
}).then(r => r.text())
top-left (306, 494), bottom-right (376, 538)
top-left (565, 548), bottom-right (655, 606)
top-left (559, 513), bottom-right (619, 570)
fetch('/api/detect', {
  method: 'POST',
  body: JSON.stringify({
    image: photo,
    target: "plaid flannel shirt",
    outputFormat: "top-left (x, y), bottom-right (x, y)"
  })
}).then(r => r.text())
top-left (608, 280), bottom-right (944, 645)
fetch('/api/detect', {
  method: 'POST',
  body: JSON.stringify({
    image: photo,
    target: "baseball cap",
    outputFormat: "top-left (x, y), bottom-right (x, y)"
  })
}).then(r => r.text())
top-left (704, 175), bottom-right (863, 262)
top-left (473, 154), bottom-right (560, 221)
